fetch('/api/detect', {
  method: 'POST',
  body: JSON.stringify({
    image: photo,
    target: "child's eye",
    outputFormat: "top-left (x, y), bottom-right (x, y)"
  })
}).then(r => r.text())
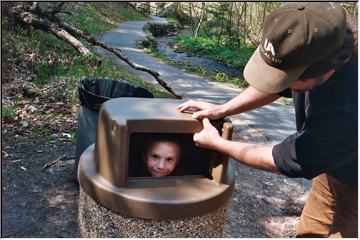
top-left (152, 154), bottom-right (160, 159)
top-left (166, 158), bottom-right (174, 163)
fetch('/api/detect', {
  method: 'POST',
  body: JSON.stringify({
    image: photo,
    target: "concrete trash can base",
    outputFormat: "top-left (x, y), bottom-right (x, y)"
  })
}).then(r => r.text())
top-left (78, 98), bottom-right (235, 237)
top-left (79, 187), bottom-right (229, 238)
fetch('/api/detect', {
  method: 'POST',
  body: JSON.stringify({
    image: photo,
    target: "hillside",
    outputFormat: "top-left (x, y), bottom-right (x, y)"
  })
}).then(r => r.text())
top-left (2, 2), bottom-right (171, 143)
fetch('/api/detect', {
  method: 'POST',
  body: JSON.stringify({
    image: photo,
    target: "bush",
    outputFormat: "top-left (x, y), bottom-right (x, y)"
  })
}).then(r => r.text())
top-left (2, 106), bottom-right (17, 122)
top-left (174, 34), bottom-right (256, 69)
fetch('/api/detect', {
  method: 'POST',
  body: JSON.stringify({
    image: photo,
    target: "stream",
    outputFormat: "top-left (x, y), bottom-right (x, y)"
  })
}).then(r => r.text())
top-left (156, 35), bottom-right (243, 78)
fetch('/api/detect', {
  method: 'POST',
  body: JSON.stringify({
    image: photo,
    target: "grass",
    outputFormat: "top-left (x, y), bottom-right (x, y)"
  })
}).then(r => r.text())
top-left (209, 72), bottom-right (247, 89)
top-left (60, 2), bottom-right (147, 35)
top-left (2, 106), bottom-right (17, 122)
top-left (184, 65), bottom-right (206, 75)
top-left (277, 97), bottom-right (294, 105)
top-left (142, 44), bottom-right (166, 59)
top-left (166, 17), bottom-right (183, 28)
top-left (173, 33), bottom-right (256, 69)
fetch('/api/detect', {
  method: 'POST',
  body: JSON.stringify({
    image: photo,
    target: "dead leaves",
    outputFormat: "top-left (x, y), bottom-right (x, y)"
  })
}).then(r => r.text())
top-left (2, 78), bottom-right (79, 143)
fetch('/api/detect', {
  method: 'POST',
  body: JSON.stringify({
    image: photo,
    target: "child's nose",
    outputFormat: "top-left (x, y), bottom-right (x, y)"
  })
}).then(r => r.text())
top-left (158, 159), bottom-right (165, 169)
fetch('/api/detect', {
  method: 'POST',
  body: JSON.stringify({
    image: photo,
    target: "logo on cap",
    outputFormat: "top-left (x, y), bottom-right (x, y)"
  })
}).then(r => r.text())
top-left (264, 38), bottom-right (275, 56)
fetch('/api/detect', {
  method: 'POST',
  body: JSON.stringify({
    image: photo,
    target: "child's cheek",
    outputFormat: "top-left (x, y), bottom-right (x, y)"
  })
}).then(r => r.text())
top-left (148, 159), bottom-right (157, 167)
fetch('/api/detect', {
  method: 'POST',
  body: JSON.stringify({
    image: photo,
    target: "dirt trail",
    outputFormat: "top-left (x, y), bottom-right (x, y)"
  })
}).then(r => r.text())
top-left (2, 141), bottom-right (78, 237)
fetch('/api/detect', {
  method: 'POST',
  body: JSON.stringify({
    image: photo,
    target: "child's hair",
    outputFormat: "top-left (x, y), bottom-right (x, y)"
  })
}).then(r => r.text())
top-left (143, 133), bottom-right (182, 158)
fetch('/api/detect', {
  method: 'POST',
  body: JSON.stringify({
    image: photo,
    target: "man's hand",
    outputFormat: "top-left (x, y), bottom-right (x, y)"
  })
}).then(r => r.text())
top-left (193, 118), bottom-right (223, 149)
top-left (177, 100), bottom-right (225, 120)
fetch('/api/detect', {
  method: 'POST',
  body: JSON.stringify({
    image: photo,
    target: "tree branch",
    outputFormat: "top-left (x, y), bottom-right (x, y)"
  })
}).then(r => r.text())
top-left (50, 2), bottom-right (66, 14)
top-left (11, 7), bottom-right (91, 56)
top-left (58, 21), bottom-right (182, 98)
top-left (195, 2), bottom-right (205, 38)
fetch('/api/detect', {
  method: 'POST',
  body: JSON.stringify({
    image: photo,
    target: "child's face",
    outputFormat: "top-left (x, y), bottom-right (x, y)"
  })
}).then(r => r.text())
top-left (144, 141), bottom-right (180, 177)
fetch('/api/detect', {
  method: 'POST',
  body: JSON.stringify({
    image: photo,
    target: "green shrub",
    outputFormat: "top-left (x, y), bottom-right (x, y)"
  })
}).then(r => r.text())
top-left (2, 106), bottom-right (17, 122)
top-left (174, 34), bottom-right (256, 68)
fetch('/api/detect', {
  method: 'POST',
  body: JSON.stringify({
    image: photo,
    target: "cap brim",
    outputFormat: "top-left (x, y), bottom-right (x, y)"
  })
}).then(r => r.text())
top-left (244, 47), bottom-right (307, 93)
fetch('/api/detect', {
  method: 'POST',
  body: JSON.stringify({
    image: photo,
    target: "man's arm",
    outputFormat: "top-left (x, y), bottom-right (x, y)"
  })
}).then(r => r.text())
top-left (214, 137), bottom-right (279, 173)
top-left (178, 86), bottom-right (280, 120)
top-left (222, 86), bottom-right (281, 116)
top-left (194, 118), bottom-right (280, 174)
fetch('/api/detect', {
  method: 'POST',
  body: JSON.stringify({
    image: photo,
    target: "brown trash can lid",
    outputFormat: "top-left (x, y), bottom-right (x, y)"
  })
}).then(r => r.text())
top-left (78, 98), bottom-right (235, 219)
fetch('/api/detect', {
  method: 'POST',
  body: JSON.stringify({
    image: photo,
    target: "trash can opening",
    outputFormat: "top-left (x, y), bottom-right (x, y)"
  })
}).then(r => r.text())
top-left (129, 133), bottom-right (213, 179)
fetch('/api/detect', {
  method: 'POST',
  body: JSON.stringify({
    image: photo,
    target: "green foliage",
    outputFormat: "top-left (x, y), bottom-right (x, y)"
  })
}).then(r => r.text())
top-left (141, 45), bottom-right (168, 61)
top-left (209, 73), bottom-right (248, 89)
top-left (60, 2), bottom-right (146, 35)
top-left (159, 3), bottom-right (192, 25)
top-left (106, 3), bottom-right (147, 21)
top-left (212, 72), bottom-right (228, 82)
top-left (142, 23), bottom-right (151, 35)
top-left (173, 34), bottom-right (255, 69)
top-left (2, 106), bottom-right (17, 122)
top-left (277, 97), bottom-right (294, 105)
top-left (166, 17), bottom-right (183, 28)
top-left (184, 65), bottom-right (205, 75)
top-left (61, 4), bottom-right (112, 35)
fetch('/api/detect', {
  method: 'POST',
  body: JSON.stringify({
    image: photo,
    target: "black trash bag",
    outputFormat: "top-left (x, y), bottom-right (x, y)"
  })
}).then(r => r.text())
top-left (74, 77), bottom-right (154, 180)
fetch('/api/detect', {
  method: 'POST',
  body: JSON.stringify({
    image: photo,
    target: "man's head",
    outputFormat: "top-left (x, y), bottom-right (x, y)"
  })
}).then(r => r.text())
top-left (244, 2), bottom-right (350, 93)
top-left (143, 136), bottom-right (181, 177)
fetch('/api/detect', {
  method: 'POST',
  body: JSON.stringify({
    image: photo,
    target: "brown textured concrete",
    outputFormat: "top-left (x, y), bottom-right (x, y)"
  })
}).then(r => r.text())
top-left (79, 187), bottom-right (229, 238)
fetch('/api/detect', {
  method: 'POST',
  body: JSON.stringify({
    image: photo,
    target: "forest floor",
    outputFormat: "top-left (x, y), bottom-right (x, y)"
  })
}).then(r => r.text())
top-left (2, 79), bottom-right (79, 237)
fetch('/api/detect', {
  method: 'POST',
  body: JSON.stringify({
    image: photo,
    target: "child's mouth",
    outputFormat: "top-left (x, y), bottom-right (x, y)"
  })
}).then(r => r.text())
top-left (152, 170), bottom-right (167, 177)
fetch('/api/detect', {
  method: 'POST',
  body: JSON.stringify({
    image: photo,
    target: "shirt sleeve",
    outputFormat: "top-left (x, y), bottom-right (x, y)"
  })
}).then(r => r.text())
top-left (277, 88), bottom-right (292, 98)
top-left (272, 132), bottom-right (303, 178)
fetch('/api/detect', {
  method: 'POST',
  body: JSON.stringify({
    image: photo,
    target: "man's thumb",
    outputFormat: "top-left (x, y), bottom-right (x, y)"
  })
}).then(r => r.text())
top-left (202, 118), bottom-right (211, 127)
top-left (193, 110), bottom-right (205, 119)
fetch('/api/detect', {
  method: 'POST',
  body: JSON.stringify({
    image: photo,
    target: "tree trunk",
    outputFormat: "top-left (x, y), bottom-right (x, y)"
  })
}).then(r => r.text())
top-left (194, 2), bottom-right (205, 39)
top-left (188, 3), bottom-right (195, 34)
top-left (11, 8), bottom-right (90, 56)
top-left (235, 3), bottom-right (245, 48)
top-left (225, 3), bottom-right (234, 48)
top-left (217, 16), bottom-right (224, 46)
top-left (243, 3), bottom-right (247, 45)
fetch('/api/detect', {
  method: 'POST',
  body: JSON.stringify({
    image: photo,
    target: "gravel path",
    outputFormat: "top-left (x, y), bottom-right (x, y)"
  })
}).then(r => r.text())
top-left (95, 16), bottom-right (312, 237)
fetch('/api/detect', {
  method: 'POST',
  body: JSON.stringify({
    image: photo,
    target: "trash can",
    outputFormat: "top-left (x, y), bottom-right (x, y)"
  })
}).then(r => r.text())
top-left (77, 98), bottom-right (235, 237)
top-left (74, 78), bottom-right (154, 179)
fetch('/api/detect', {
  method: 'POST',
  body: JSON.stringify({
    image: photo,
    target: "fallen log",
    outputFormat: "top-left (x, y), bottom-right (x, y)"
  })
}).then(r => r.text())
top-left (11, 7), bottom-right (91, 56)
